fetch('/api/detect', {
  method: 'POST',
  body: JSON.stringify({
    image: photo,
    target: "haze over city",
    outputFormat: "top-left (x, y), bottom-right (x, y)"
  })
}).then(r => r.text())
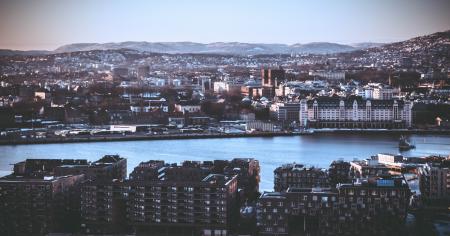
top-left (1, 0), bottom-right (449, 50)
top-left (1, 1), bottom-right (450, 236)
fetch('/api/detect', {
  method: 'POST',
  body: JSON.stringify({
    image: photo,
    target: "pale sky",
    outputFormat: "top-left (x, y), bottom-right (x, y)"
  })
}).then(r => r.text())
top-left (0, 0), bottom-right (449, 50)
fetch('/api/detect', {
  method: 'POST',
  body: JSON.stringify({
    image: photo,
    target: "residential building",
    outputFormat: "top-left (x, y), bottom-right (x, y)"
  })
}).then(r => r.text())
top-left (328, 160), bottom-right (351, 187)
top-left (127, 162), bottom-right (239, 236)
top-left (274, 163), bottom-right (329, 192)
top-left (257, 176), bottom-right (411, 236)
top-left (80, 179), bottom-right (129, 234)
top-left (0, 173), bottom-right (85, 235)
top-left (257, 192), bottom-right (289, 236)
top-left (418, 162), bottom-right (450, 201)
top-left (54, 155), bottom-right (127, 181)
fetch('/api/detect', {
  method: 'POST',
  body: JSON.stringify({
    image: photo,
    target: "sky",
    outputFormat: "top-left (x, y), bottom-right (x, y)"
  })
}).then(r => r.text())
top-left (0, 0), bottom-right (449, 50)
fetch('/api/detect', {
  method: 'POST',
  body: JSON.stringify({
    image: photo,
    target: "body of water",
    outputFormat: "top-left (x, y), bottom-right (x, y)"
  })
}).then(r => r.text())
top-left (0, 133), bottom-right (449, 191)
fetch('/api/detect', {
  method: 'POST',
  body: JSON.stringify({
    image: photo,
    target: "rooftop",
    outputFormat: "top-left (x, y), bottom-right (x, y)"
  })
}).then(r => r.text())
top-left (260, 191), bottom-right (286, 199)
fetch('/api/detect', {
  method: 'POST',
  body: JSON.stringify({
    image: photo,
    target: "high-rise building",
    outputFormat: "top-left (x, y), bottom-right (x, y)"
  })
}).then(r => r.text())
top-left (0, 173), bottom-right (85, 235)
top-left (127, 162), bottom-right (239, 236)
top-left (1, 156), bottom-right (127, 235)
top-left (80, 179), bottom-right (129, 234)
top-left (79, 158), bottom-right (258, 235)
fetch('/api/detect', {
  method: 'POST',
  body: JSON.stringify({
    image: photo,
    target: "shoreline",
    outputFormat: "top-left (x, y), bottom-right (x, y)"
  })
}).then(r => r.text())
top-left (0, 129), bottom-right (449, 146)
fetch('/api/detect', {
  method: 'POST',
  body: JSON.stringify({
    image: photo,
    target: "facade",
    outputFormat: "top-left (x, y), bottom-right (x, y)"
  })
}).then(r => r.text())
top-left (257, 176), bottom-right (411, 236)
top-left (274, 163), bottom-right (329, 192)
top-left (241, 84), bottom-right (262, 98)
top-left (224, 158), bottom-right (260, 200)
top-left (261, 68), bottom-right (285, 99)
top-left (360, 83), bottom-right (395, 100)
top-left (246, 120), bottom-right (276, 132)
top-left (257, 192), bottom-right (289, 236)
top-left (0, 156), bottom-right (127, 235)
top-left (299, 97), bottom-right (413, 128)
top-left (127, 164), bottom-right (238, 236)
top-left (350, 159), bottom-right (390, 178)
top-left (333, 177), bottom-right (411, 235)
top-left (0, 174), bottom-right (85, 235)
top-left (328, 160), bottom-right (351, 187)
top-left (174, 101), bottom-right (202, 113)
top-left (80, 158), bottom-right (259, 235)
top-left (376, 153), bottom-right (404, 164)
top-left (373, 86), bottom-right (394, 100)
top-left (270, 102), bottom-right (300, 123)
top-left (418, 162), bottom-right (450, 201)
top-left (80, 179), bottom-right (129, 234)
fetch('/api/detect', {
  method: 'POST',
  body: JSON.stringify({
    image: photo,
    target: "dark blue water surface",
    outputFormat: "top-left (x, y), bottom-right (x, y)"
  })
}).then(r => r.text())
top-left (0, 134), bottom-right (449, 190)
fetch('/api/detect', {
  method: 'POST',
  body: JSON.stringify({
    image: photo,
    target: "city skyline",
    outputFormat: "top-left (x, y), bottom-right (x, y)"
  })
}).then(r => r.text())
top-left (0, 0), bottom-right (449, 50)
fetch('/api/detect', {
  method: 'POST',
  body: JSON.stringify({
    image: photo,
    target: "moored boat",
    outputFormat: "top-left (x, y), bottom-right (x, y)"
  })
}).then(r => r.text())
top-left (399, 135), bottom-right (415, 151)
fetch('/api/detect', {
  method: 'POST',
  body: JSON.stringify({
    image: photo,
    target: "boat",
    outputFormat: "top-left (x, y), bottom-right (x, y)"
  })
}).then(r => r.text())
top-left (399, 135), bottom-right (415, 151)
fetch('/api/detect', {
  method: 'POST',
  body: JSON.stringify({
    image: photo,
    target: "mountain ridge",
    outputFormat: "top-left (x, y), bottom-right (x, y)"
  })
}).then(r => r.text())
top-left (1, 30), bottom-right (449, 56)
top-left (52, 41), bottom-right (360, 55)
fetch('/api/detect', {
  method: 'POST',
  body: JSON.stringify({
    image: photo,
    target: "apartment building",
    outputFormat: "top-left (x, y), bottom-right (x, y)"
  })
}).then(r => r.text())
top-left (257, 176), bottom-right (411, 236)
top-left (274, 163), bottom-right (329, 192)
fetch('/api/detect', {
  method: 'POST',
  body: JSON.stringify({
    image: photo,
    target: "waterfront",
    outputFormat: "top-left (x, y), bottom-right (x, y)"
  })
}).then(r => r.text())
top-left (0, 133), bottom-right (449, 191)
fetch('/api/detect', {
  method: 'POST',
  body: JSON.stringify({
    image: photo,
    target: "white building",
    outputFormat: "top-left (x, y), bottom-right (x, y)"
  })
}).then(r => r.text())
top-left (213, 81), bottom-right (228, 93)
top-left (299, 97), bottom-right (413, 128)
top-left (130, 99), bottom-right (168, 113)
top-left (362, 83), bottom-right (394, 100)
top-left (373, 86), bottom-right (394, 100)
top-left (110, 125), bottom-right (137, 133)
top-left (174, 101), bottom-right (201, 113)
top-left (309, 71), bottom-right (345, 80)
